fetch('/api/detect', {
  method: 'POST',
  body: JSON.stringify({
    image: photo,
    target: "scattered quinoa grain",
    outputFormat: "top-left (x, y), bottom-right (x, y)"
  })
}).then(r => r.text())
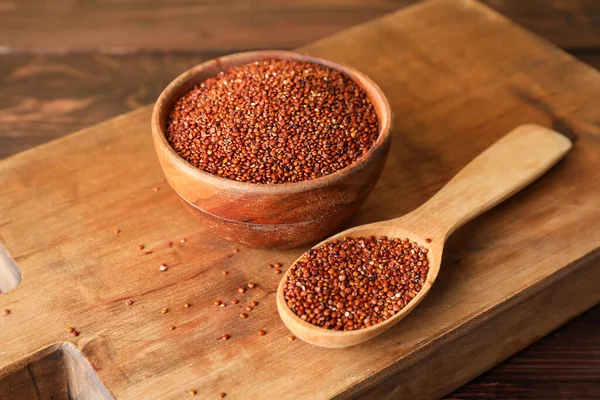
top-left (240, 313), bottom-right (248, 319)
top-left (222, 270), bottom-right (229, 276)
top-left (274, 262), bottom-right (282, 268)
top-left (137, 244), bottom-right (145, 250)
top-left (214, 300), bottom-right (222, 306)
top-left (247, 282), bottom-right (256, 288)
top-left (153, 187), bottom-right (160, 192)
top-left (258, 329), bottom-right (266, 336)
top-left (238, 287), bottom-right (246, 294)
top-left (189, 389), bottom-right (196, 396)
top-left (71, 330), bottom-right (80, 337)
top-left (180, 238), bottom-right (187, 243)
top-left (219, 393), bottom-right (226, 398)
top-left (245, 306), bottom-right (253, 311)
top-left (232, 248), bottom-right (239, 253)
top-left (125, 300), bottom-right (133, 306)
top-left (184, 303), bottom-right (191, 309)
top-left (251, 300), bottom-right (258, 307)
top-left (274, 269), bottom-right (282, 274)
top-left (159, 263), bottom-right (167, 271)
top-left (115, 228), bottom-right (121, 234)
top-left (425, 238), bottom-right (432, 243)
top-left (287, 335), bottom-right (295, 341)
top-left (220, 334), bottom-right (230, 340)
top-left (3, 309), bottom-right (10, 315)
top-left (166, 241), bottom-right (173, 247)
top-left (67, 327), bottom-right (74, 333)
top-left (231, 299), bottom-right (238, 305)
top-left (169, 325), bottom-right (176, 330)
top-left (162, 308), bottom-right (168, 314)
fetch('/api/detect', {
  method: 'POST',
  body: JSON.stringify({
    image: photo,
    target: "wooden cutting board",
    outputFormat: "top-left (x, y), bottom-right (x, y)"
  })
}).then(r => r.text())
top-left (1, 0), bottom-right (599, 398)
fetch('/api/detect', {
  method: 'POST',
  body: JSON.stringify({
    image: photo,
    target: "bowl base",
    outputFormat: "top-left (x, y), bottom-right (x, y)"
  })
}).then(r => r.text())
top-left (179, 196), bottom-right (359, 249)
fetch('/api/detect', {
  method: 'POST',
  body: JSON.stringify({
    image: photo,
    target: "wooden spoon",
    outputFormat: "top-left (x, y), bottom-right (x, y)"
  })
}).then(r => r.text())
top-left (276, 124), bottom-right (572, 348)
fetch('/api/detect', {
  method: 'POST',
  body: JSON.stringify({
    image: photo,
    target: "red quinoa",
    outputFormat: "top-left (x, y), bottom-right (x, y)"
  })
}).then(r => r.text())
top-left (166, 59), bottom-right (379, 184)
top-left (283, 236), bottom-right (429, 330)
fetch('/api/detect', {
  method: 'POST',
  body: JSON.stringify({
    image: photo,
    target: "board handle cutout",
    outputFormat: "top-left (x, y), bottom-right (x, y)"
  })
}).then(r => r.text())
top-left (0, 243), bottom-right (21, 294)
top-left (0, 343), bottom-right (113, 399)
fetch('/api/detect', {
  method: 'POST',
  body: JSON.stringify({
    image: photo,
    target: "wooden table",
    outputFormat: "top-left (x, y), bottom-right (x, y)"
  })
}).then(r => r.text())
top-left (1, 1), bottom-right (598, 398)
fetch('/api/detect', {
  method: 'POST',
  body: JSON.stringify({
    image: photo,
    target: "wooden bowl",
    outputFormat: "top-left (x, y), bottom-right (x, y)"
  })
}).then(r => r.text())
top-left (151, 50), bottom-right (392, 249)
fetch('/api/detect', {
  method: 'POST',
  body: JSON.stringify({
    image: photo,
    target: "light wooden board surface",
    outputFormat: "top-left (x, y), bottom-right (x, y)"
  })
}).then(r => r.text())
top-left (1, 0), bottom-right (600, 398)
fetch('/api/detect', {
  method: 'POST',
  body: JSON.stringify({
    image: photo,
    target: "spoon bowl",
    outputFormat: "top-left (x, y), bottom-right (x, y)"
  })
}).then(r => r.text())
top-left (277, 223), bottom-right (443, 347)
top-left (277, 124), bottom-right (572, 347)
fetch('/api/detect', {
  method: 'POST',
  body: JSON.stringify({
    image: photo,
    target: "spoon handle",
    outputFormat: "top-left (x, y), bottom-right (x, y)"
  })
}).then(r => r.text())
top-left (407, 124), bottom-right (572, 239)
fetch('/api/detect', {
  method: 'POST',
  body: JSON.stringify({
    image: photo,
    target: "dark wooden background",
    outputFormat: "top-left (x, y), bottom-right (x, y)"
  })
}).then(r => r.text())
top-left (1, 0), bottom-right (598, 398)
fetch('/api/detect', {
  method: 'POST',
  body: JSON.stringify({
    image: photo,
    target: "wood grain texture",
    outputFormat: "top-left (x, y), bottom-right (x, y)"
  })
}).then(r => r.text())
top-left (447, 306), bottom-right (600, 399)
top-left (1, 0), bottom-right (599, 398)
top-left (481, 0), bottom-right (600, 50)
top-left (0, 0), bottom-right (598, 53)
top-left (0, 53), bottom-right (218, 159)
top-left (0, 0), bottom-right (412, 53)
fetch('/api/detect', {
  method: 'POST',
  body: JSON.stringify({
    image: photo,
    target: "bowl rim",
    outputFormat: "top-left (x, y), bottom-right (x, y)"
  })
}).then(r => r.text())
top-left (151, 49), bottom-right (392, 195)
